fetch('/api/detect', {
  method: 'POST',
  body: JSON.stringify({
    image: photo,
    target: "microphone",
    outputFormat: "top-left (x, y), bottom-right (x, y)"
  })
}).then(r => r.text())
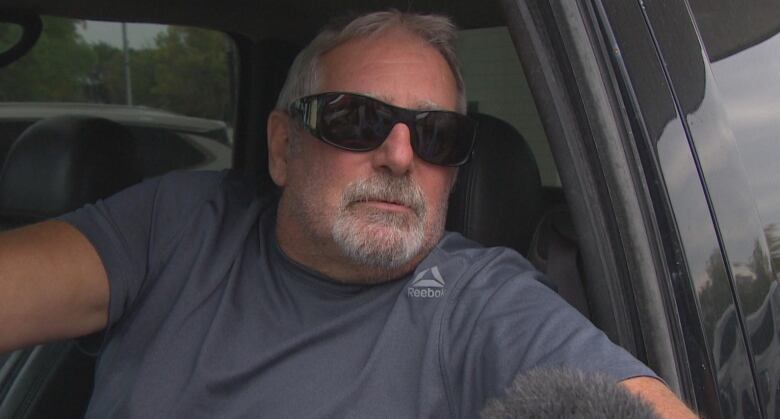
top-left (480, 368), bottom-right (659, 418)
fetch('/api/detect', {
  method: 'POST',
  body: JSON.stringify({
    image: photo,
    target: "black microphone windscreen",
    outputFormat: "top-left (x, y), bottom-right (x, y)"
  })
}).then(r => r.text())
top-left (480, 368), bottom-right (659, 419)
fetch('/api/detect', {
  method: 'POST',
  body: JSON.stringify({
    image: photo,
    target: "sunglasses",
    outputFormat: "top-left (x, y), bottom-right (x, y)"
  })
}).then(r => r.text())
top-left (288, 92), bottom-right (477, 167)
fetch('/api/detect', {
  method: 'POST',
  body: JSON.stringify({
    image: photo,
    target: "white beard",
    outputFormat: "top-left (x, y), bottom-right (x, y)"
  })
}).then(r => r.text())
top-left (331, 174), bottom-right (428, 271)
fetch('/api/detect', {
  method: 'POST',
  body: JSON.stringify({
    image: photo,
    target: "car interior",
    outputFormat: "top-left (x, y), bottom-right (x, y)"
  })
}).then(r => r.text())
top-left (0, 116), bottom-right (141, 417)
top-left (0, 0), bottom-right (657, 417)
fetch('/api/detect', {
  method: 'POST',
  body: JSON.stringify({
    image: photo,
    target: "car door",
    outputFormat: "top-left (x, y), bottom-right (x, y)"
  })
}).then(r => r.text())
top-left (651, 1), bottom-right (780, 417)
top-left (502, 0), bottom-right (767, 417)
top-left (601, 0), bottom-right (779, 417)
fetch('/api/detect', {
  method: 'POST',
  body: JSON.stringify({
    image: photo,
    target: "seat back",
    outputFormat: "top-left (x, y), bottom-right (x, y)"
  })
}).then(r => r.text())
top-left (446, 113), bottom-right (545, 256)
top-left (0, 115), bottom-right (142, 419)
top-left (446, 112), bottom-right (590, 317)
top-left (0, 115), bottom-right (140, 228)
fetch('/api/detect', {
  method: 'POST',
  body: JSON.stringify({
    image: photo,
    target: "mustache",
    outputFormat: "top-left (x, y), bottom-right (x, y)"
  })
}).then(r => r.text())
top-left (341, 174), bottom-right (427, 217)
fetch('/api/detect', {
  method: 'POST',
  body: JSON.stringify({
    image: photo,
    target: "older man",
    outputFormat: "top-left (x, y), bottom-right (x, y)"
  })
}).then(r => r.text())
top-left (0, 10), bottom-right (695, 418)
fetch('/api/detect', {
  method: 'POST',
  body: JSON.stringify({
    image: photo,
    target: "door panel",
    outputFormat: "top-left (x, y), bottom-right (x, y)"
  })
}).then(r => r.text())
top-left (636, 0), bottom-right (774, 417)
top-left (598, 0), bottom-right (761, 417)
top-left (687, 1), bottom-right (780, 417)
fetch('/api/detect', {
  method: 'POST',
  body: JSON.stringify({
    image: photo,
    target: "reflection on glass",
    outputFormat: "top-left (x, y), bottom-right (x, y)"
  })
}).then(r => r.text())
top-left (712, 32), bottom-right (780, 252)
top-left (697, 14), bottom-right (780, 418)
top-left (655, 119), bottom-right (756, 417)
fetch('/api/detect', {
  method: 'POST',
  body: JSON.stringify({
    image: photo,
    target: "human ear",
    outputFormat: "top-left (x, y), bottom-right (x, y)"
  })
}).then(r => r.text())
top-left (267, 110), bottom-right (291, 187)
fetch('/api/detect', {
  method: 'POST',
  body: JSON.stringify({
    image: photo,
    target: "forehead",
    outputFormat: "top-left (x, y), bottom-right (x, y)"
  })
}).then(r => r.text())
top-left (317, 28), bottom-right (458, 111)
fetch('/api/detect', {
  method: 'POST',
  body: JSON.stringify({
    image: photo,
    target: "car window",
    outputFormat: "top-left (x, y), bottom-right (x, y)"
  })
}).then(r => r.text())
top-left (692, 16), bottom-right (780, 273)
top-left (457, 26), bottom-right (559, 187)
top-left (717, 310), bottom-right (737, 368)
top-left (0, 17), bottom-right (235, 177)
top-left (688, 1), bottom-right (780, 416)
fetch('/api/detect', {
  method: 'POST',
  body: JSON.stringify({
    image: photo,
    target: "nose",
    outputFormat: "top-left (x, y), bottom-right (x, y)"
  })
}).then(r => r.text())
top-left (372, 122), bottom-right (415, 176)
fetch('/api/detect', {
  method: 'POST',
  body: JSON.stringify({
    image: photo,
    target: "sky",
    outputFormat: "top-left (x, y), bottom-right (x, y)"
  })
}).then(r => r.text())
top-left (78, 21), bottom-right (166, 49)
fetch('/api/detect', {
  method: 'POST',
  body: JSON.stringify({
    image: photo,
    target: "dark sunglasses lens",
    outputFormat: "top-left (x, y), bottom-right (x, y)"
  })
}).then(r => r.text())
top-left (414, 112), bottom-right (475, 166)
top-left (319, 94), bottom-right (391, 150)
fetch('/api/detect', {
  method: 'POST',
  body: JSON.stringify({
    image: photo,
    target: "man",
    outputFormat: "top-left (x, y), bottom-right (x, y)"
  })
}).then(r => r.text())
top-left (0, 10), bottom-right (695, 418)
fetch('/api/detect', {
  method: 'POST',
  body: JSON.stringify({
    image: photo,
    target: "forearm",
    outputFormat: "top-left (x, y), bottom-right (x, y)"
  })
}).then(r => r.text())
top-left (621, 376), bottom-right (699, 418)
top-left (0, 221), bottom-right (109, 352)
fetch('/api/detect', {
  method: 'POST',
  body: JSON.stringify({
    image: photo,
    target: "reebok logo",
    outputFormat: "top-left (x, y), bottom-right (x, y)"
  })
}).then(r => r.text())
top-left (407, 266), bottom-right (445, 298)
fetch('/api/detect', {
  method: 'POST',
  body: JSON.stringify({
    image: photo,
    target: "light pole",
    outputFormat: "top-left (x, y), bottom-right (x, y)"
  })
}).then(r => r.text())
top-left (122, 22), bottom-right (133, 106)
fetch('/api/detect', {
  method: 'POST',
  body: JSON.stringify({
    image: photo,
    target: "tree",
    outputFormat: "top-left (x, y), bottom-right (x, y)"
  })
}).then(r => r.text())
top-left (699, 250), bottom-right (734, 343)
top-left (150, 27), bottom-right (232, 120)
top-left (1, 19), bottom-right (233, 124)
top-left (0, 17), bottom-right (95, 101)
top-left (83, 42), bottom-right (122, 103)
top-left (740, 237), bottom-right (773, 314)
top-left (764, 223), bottom-right (780, 273)
top-left (0, 22), bottom-right (23, 53)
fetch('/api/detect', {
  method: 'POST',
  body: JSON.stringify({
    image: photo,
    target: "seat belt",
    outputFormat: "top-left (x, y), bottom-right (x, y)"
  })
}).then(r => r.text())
top-left (546, 225), bottom-right (590, 318)
top-left (529, 206), bottom-right (590, 318)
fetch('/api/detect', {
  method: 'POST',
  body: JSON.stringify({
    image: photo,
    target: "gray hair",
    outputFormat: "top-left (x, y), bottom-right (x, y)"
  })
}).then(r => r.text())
top-left (275, 10), bottom-right (467, 114)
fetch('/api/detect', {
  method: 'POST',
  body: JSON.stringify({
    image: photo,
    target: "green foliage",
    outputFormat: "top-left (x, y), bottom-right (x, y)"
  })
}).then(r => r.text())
top-left (0, 19), bottom-right (234, 122)
top-left (0, 17), bottom-right (95, 101)
top-left (83, 42), bottom-right (122, 103)
top-left (0, 22), bottom-right (23, 53)
top-left (150, 27), bottom-right (231, 120)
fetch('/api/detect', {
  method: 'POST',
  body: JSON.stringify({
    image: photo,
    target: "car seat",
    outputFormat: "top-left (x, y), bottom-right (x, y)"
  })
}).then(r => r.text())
top-left (0, 115), bottom-right (140, 228)
top-left (447, 113), bottom-right (545, 256)
top-left (0, 115), bottom-right (141, 419)
top-left (446, 113), bottom-right (589, 316)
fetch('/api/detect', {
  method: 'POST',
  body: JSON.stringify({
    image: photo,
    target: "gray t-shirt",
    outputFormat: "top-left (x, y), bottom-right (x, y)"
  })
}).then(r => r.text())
top-left (62, 170), bottom-right (655, 418)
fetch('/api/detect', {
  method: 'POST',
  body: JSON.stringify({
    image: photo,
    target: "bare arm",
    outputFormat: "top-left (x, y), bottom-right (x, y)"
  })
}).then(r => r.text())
top-left (621, 376), bottom-right (699, 418)
top-left (0, 220), bottom-right (109, 353)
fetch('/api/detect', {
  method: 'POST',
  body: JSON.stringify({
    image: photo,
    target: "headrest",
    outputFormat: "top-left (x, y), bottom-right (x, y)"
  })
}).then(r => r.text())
top-left (0, 115), bottom-right (141, 224)
top-left (446, 113), bottom-right (544, 255)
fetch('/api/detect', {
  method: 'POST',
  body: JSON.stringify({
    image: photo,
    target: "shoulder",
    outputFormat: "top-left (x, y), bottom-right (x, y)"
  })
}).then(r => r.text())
top-left (153, 169), bottom-right (244, 203)
top-left (150, 169), bottom-right (271, 217)
top-left (58, 170), bottom-right (235, 235)
top-left (423, 232), bottom-right (568, 340)
top-left (60, 169), bottom-right (271, 265)
top-left (427, 231), bottom-right (555, 296)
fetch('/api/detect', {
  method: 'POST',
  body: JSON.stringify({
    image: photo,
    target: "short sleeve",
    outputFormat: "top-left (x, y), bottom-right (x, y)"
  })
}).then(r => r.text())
top-left (441, 248), bottom-right (657, 417)
top-left (58, 170), bottom-right (227, 326)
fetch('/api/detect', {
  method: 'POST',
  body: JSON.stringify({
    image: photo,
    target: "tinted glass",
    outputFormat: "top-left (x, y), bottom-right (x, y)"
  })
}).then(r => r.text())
top-left (321, 94), bottom-right (388, 149)
top-left (414, 112), bottom-right (473, 166)
top-left (0, 23), bottom-right (23, 54)
top-left (0, 17), bottom-right (235, 176)
top-left (690, 2), bottom-right (780, 416)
